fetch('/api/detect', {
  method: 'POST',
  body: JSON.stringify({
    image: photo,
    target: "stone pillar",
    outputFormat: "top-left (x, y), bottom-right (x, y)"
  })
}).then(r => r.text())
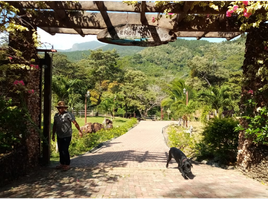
top-left (9, 26), bottom-right (41, 167)
top-left (237, 23), bottom-right (268, 171)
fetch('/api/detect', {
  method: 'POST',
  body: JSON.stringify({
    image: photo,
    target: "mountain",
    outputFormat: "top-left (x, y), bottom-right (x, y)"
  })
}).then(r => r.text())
top-left (57, 41), bottom-right (107, 52)
top-left (59, 41), bottom-right (146, 62)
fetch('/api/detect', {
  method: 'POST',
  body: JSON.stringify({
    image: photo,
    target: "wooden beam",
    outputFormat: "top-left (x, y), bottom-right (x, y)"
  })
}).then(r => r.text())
top-left (25, 11), bottom-right (242, 32)
top-left (175, 31), bottom-right (241, 38)
top-left (39, 26), bottom-right (241, 40)
top-left (10, 1), bottom-right (229, 14)
top-left (40, 27), bottom-right (103, 35)
top-left (95, 1), bottom-right (119, 39)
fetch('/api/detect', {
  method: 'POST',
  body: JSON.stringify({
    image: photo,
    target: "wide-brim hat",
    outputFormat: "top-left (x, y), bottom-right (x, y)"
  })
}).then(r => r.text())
top-left (56, 101), bottom-right (68, 108)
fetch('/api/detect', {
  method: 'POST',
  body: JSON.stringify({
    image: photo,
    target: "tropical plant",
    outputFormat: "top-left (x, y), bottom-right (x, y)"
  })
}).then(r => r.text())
top-left (197, 85), bottom-right (233, 116)
top-left (51, 76), bottom-right (82, 109)
top-left (161, 78), bottom-right (198, 119)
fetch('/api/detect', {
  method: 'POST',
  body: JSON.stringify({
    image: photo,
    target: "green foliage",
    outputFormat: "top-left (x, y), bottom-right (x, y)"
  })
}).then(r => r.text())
top-left (167, 125), bottom-right (197, 156)
top-left (197, 117), bottom-right (239, 164)
top-left (0, 96), bottom-right (36, 153)
top-left (236, 106), bottom-right (268, 145)
top-left (152, 1), bottom-right (268, 32)
top-left (198, 85), bottom-right (233, 113)
top-left (51, 118), bottom-right (138, 158)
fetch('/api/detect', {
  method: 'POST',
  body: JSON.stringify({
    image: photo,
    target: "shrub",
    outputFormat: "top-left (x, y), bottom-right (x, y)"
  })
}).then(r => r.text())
top-left (196, 117), bottom-right (239, 164)
top-left (0, 96), bottom-right (34, 154)
top-left (167, 125), bottom-right (198, 157)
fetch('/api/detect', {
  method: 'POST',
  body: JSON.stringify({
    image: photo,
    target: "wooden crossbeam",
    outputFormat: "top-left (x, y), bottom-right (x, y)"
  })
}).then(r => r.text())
top-left (25, 11), bottom-right (241, 32)
top-left (39, 26), bottom-right (241, 40)
top-left (10, 1), bottom-right (229, 14)
top-left (40, 27), bottom-right (103, 35)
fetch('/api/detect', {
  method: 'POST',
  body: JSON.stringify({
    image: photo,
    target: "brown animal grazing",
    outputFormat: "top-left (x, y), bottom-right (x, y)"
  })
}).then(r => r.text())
top-left (92, 122), bottom-right (104, 132)
top-left (80, 122), bottom-right (93, 134)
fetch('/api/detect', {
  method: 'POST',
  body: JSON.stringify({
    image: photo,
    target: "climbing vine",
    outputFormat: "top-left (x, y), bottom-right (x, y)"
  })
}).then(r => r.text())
top-left (123, 1), bottom-right (268, 32)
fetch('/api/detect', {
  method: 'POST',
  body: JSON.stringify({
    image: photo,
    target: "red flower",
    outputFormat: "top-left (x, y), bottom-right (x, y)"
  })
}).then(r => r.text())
top-left (152, 17), bottom-right (156, 23)
top-left (19, 80), bottom-right (25, 86)
top-left (28, 89), bottom-right (34, 94)
top-left (243, 1), bottom-right (248, 6)
top-left (168, 13), bottom-right (173, 15)
top-left (233, 5), bottom-right (238, 11)
top-left (14, 80), bottom-right (25, 86)
top-left (226, 10), bottom-right (233, 17)
top-left (8, 57), bottom-right (12, 60)
top-left (243, 9), bottom-right (252, 18)
top-left (30, 64), bottom-right (39, 69)
top-left (248, 90), bottom-right (253, 95)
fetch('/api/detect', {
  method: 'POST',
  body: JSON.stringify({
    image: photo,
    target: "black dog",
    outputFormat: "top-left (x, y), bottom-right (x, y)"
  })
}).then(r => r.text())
top-left (166, 147), bottom-right (193, 179)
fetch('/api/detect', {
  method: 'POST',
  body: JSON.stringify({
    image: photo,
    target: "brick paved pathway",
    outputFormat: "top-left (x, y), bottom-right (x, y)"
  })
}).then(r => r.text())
top-left (1, 121), bottom-right (268, 198)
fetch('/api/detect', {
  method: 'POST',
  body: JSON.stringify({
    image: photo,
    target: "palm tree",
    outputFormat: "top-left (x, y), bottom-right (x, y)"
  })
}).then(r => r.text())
top-left (198, 85), bottom-right (232, 116)
top-left (161, 79), bottom-right (198, 120)
top-left (52, 76), bottom-right (82, 110)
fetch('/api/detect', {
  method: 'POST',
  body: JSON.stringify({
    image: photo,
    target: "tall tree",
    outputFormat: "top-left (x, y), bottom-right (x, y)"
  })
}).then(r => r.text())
top-left (118, 70), bottom-right (155, 117)
top-left (85, 49), bottom-right (123, 107)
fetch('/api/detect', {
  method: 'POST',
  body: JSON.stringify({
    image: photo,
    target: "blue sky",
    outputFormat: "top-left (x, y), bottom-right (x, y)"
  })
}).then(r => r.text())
top-left (37, 27), bottom-right (230, 50)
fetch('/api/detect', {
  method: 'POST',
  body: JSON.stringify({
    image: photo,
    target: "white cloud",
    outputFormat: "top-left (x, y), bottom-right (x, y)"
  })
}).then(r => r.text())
top-left (37, 28), bottom-right (98, 50)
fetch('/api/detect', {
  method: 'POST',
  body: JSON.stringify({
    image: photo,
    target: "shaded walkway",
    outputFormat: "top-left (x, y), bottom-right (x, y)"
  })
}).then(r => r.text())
top-left (0, 121), bottom-right (268, 198)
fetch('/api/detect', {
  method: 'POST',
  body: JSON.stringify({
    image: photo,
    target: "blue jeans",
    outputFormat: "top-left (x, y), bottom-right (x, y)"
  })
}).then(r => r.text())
top-left (57, 136), bottom-right (72, 165)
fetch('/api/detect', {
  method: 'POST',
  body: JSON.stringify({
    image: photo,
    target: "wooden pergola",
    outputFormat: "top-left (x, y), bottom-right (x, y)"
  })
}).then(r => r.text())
top-left (6, 1), bottom-right (251, 166)
top-left (10, 1), bottom-right (243, 46)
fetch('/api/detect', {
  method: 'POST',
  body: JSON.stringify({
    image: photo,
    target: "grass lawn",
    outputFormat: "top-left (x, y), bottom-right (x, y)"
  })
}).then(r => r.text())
top-left (75, 116), bottom-right (130, 128)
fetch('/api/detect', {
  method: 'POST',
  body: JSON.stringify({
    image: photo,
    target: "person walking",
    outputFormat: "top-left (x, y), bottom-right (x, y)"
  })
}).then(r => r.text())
top-left (52, 101), bottom-right (83, 171)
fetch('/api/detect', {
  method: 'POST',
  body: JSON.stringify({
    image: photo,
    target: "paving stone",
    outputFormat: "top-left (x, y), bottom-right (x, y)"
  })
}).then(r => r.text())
top-left (1, 121), bottom-right (268, 198)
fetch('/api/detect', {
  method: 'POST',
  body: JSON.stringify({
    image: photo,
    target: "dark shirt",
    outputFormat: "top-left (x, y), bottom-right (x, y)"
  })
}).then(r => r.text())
top-left (54, 111), bottom-right (75, 138)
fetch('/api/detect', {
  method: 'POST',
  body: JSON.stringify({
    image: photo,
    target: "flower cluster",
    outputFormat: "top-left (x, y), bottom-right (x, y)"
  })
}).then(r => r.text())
top-left (28, 89), bottom-right (34, 94)
top-left (14, 80), bottom-right (35, 94)
top-left (30, 64), bottom-right (39, 69)
top-left (14, 80), bottom-right (25, 86)
top-left (226, 1), bottom-right (251, 18)
top-left (248, 89), bottom-right (253, 95)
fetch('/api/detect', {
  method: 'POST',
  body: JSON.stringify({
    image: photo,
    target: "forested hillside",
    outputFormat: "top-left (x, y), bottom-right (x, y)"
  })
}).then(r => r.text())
top-left (58, 37), bottom-right (245, 78)
top-left (51, 37), bottom-right (246, 119)
top-left (117, 37), bottom-right (245, 83)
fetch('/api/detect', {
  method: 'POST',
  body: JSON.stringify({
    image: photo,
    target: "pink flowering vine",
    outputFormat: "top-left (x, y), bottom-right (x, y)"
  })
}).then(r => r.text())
top-left (14, 80), bottom-right (25, 86)
top-left (226, 10), bottom-right (233, 17)
top-left (28, 89), bottom-right (34, 94)
top-left (30, 64), bottom-right (39, 69)
top-left (233, 5), bottom-right (238, 11)
top-left (248, 90), bottom-right (253, 95)
top-left (243, 9), bottom-right (252, 18)
top-left (243, 1), bottom-right (249, 6)
top-left (226, 5), bottom-right (239, 17)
